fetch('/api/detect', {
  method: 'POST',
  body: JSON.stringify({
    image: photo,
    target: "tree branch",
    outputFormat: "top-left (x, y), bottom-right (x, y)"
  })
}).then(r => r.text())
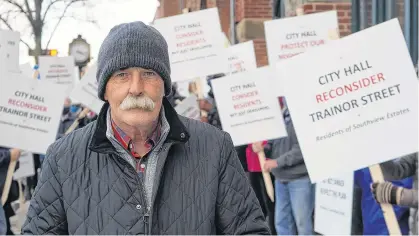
top-left (3, 0), bottom-right (34, 26)
top-left (23, 0), bottom-right (35, 24)
top-left (45, 0), bottom-right (86, 48)
top-left (0, 15), bottom-right (32, 49)
top-left (42, 0), bottom-right (64, 22)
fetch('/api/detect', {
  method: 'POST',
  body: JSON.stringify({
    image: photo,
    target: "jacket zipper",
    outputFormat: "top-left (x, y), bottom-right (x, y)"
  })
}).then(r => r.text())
top-left (143, 211), bottom-right (150, 235)
top-left (147, 144), bottom-right (171, 232)
top-left (111, 151), bottom-right (150, 234)
top-left (137, 157), bottom-right (151, 235)
top-left (112, 141), bottom-right (173, 234)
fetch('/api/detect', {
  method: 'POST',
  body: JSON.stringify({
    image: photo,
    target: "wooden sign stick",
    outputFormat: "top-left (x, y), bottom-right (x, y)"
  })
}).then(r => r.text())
top-left (1, 159), bottom-right (17, 205)
top-left (369, 164), bottom-right (402, 235)
top-left (257, 151), bottom-right (275, 202)
top-left (64, 107), bottom-right (90, 135)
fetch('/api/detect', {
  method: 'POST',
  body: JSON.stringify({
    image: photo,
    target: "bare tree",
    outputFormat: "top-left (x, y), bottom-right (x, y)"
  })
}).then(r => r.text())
top-left (0, 0), bottom-right (96, 63)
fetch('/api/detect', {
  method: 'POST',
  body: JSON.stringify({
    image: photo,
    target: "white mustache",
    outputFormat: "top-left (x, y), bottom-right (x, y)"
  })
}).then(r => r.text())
top-left (119, 95), bottom-right (155, 111)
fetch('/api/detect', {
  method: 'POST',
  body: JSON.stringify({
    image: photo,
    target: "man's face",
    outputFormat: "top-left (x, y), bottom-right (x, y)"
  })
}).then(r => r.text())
top-left (104, 67), bottom-right (164, 128)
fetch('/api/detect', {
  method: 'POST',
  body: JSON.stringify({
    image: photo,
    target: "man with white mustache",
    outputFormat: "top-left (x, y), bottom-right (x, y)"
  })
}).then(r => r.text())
top-left (119, 94), bottom-right (156, 112)
top-left (22, 21), bottom-right (269, 235)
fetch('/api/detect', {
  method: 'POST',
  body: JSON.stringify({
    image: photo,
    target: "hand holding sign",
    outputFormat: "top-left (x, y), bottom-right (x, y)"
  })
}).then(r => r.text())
top-left (252, 142), bottom-right (264, 153)
top-left (262, 159), bottom-right (278, 172)
top-left (10, 148), bottom-right (21, 161)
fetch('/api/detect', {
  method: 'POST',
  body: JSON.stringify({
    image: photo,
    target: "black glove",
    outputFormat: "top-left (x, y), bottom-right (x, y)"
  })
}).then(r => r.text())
top-left (371, 182), bottom-right (401, 205)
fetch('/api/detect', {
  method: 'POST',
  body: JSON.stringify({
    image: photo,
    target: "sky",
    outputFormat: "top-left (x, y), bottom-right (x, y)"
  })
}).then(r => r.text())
top-left (7, 0), bottom-right (160, 65)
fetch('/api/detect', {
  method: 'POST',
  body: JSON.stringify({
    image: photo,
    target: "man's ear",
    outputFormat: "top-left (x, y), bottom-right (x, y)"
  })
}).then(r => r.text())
top-left (104, 91), bottom-right (108, 101)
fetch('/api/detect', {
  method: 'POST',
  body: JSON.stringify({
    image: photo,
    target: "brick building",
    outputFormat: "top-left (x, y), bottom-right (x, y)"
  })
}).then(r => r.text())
top-left (155, 0), bottom-right (417, 68)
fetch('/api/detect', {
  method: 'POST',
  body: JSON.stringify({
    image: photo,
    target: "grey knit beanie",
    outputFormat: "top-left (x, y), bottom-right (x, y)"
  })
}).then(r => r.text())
top-left (96, 21), bottom-right (171, 101)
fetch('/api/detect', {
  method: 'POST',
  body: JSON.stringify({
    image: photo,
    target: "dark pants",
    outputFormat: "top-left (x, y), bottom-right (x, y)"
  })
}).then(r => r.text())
top-left (248, 172), bottom-right (276, 235)
top-left (4, 202), bottom-right (13, 235)
top-left (25, 154), bottom-right (41, 200)
top-left (351, 184), bottom-right (363, 235)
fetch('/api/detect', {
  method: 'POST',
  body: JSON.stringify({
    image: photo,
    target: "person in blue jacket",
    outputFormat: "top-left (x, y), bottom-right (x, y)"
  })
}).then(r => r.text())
top-left (354, 167), bottom-right (412, 235)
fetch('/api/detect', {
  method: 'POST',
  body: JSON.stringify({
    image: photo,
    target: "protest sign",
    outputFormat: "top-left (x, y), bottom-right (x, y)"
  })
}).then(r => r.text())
top-left (19, 63), bottom-right (33, 78)
top-left (13, 151), bottom-right (35, 180)
top-left (70, 63), bottom-right (104, 114)
top-left (278, 19), bottom-right (418, 182)
top-left (175, 95), bottom-right (200, 120)
top-left (265, 11), bottom-right (338, 64)
top-left (315, 174), bottom-right (353, 235)
top-left (0, 73), bottom-right (67, 154)
top-left (211, 67), bottom-right (287, 146)
top-left (152, 8), bottom-right (227, 82)
top-left (226, 41), bottom-right (257, 75)
top-left (38, 56), bottom-right (75, 94)
top-left (265, 11), bottom-right (339, 97)
top-left (0, 29), bottom-right (20, 74)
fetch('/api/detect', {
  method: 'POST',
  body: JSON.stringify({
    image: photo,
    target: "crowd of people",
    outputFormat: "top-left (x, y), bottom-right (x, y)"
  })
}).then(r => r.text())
top-left (156, 69), bottom-right (419, 235)
top-left (0, 21), bottom-right (417, 235)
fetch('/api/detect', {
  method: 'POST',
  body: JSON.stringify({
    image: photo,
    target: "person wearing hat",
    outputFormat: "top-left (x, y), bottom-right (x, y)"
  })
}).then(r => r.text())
top-left (21, 22), bottom-right (269, 235)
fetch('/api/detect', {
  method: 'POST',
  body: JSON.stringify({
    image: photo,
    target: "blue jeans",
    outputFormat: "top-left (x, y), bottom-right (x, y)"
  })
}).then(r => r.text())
top-left (275, 177), bottom-right (315, 235)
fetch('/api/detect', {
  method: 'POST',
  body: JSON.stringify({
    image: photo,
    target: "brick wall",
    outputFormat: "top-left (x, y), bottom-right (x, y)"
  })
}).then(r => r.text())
top-left (254, 39), bottom-right (269, 67)
top-left (215, 0), bottom-right (232, 40)
top-left (234, 0), bottom-right (271, 66)
top-left (302, 2), bottom-right (352, 37)
top-left (155, 0), bottom-right (181, 18)
top-left (301, 1), bottom-right (406, 38)
top-left (207, 0), bottom-right (216, 8)
top-left (243, 0), bottom-right (272, 19)
top-left (235, 0), bottom-right (245, 22)
top-left (186, 0), bottom-right (201, 11)
top-left (155, 0), bottom-right (203, 19)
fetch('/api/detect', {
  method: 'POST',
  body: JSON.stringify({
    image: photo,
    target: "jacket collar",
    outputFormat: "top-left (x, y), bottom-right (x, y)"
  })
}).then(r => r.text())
top-left (89, 97), bottom-right (190, 154)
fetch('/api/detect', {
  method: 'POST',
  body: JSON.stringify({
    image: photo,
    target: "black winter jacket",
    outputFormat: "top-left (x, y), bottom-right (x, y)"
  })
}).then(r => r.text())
top-left (22, 98), bottom-right (269, 235)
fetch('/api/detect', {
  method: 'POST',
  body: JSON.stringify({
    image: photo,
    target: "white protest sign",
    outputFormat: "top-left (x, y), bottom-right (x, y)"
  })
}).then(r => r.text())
top-left (211, 67), bottom-right (287, 146)
top-left (278, 19), bottom-right (419, 182)
top-left (38, 56), bottom-right (75, 94)
top-left (13, 151), bottom-right (35, 180)
top-left (20, 63), bottom-right (34, 78)
top-left (175, 95), bottom-right (200, 120)
top-left (265, 11), bottom-right (339, 63)
top-left (315, 174), bottom-right (354, 235)
top-left (153, 8), bottom-right (227, 82)
top-left (0, 29), bottom-right (20, 74)
top-left (70, 63), bottom-right (104, 114)
top-left (0, 72), bottom-right (67, 154)
top-left (226, 41), bottom-right (257, 75)
top-left (265, 11), bottom-right (339, 97)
